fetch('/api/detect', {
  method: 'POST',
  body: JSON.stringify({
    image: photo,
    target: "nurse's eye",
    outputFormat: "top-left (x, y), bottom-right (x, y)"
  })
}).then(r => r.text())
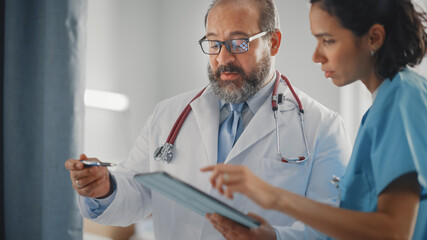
top-left (323, 39), bottom-right (335, 46)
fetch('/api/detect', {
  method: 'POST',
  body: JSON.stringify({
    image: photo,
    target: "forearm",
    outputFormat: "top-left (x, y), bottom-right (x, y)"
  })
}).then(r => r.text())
top-left (270, 184), bottom-right (418, 240)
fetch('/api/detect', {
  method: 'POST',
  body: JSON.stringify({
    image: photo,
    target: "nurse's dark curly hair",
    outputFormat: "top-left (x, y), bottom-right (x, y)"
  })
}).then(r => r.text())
top-left (204, 0), bottom-right (280, 35)
top-left (310, 0), bottom-right (427, 80)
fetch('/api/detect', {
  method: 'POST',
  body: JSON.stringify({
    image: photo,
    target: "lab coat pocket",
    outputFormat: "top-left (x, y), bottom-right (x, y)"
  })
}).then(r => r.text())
top-left (249, 157), bottom-right (310, 195)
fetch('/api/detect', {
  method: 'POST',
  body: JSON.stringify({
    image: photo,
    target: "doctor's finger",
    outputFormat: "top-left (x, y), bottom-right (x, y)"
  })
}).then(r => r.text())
top-left (65, 159), bottom-right (85, 171)
top-left (211, 214), bottom-right (248, 238)
top-left (247, 212), bottom-right (268, 224)
top-left (74, 172), bottom-right (106, 189)
top-left (75, 174), bottom-right (109, 197)
top-left (207, 214), bottom-right (232, 236)
top-left (70, 165), bottom-right (101, 180)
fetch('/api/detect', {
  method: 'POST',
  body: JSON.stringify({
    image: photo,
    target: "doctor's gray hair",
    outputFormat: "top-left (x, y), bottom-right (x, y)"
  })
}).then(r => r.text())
top-left (204, 0), bottom-right (280, 33)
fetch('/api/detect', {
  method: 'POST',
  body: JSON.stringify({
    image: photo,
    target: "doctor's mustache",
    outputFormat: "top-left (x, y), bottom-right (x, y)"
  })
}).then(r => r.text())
top-left (213, 64), bottom-right (245, 78)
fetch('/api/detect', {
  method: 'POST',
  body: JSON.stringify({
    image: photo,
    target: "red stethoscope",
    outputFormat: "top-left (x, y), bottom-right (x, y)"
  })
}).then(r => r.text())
top-left (154, 70), bottom-right (310, 164)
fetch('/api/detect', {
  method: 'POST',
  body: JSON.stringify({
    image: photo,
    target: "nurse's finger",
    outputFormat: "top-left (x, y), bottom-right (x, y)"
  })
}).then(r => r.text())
top-left (214, 173), bottom-right (227, 195)
top-left (200, 165), bottom-right (216, 172)
top-left (201, 165), bottom-right (218, 186)
top-left (205, 165), bottom-right (242, 188)
top-left (212, 170), bottom-right (231, 189)
top-left (208, 166), bottom-right (222, 188)
top-left (224, 184), bottom-right (242, 199)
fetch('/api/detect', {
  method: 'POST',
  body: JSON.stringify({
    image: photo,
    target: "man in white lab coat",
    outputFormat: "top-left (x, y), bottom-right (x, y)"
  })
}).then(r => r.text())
top-left (65, 0), bottom-right (351, 239)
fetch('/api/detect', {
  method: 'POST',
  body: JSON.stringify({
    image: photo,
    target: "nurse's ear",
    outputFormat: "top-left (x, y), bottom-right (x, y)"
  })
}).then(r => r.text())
top-left (368, 24), bottom-right (385, 55)
top-left (269, 29), bottom-right (282, 56)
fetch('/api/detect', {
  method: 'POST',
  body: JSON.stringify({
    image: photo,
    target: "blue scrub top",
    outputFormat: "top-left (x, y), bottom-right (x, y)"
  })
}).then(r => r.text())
top-left (339, 69), bottom-right (427, 240)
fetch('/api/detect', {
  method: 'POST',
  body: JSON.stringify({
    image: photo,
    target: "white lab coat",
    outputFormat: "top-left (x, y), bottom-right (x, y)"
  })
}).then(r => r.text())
top-left (80, 81), bottom-right (351, 239)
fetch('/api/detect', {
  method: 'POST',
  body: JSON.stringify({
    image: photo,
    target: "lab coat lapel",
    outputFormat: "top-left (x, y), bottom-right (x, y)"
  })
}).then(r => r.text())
top-left (190, 87), bottom-right (220, 166)
top-left (226, 81), bottom-right (290, 162)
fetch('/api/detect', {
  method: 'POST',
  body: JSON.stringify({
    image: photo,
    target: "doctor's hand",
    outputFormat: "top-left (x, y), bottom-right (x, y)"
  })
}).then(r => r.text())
top-left (65, 154), bottom-right (112, 198)
top-left (206, 212), bottom-right (276, 240)
top-left (201, 164), bottom-right (279, 209)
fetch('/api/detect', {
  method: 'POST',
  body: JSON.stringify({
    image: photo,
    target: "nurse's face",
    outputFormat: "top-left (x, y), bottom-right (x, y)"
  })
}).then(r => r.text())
top-left (309, 3), bottom-right (374, 87)
top-left (205, 1), bottom-right (273, 103)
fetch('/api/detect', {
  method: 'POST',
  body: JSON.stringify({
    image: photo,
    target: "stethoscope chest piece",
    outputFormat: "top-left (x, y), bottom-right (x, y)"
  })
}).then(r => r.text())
top-left (277, 93), bottom-right (284, 104)
top-left (154, 143), bottom-right (173, 164)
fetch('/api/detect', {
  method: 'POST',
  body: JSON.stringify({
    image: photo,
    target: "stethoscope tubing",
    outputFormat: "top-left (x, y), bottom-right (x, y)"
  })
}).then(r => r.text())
top-left (166, 88), bottom-right (206, 144)
top-left (272, 71), bottom-right (310, 163)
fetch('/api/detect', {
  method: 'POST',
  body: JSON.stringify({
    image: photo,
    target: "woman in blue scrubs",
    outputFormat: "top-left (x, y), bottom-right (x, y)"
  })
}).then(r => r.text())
top-left (202, 0), bottom-right (427, 239)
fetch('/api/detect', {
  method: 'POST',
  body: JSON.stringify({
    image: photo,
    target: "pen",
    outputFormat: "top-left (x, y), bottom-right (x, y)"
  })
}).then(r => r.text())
top-left (81, 160), bottom-right (117, 167)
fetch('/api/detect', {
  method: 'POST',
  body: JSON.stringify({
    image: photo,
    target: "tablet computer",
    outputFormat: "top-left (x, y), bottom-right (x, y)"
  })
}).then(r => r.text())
top-left (133, 171), bottom-right (260, 228)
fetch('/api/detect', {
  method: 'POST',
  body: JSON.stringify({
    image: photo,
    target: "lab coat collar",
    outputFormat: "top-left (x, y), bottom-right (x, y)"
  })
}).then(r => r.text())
top-left (190, 85), bottom-right (220, 166)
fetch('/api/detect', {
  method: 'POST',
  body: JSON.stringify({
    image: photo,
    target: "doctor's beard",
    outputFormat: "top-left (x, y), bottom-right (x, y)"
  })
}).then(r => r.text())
top-left (208, 54), bottom-right (271, 104)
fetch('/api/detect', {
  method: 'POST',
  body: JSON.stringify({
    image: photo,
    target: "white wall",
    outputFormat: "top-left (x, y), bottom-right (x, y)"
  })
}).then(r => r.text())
top-left (85, 0), bottom-right (162, 162)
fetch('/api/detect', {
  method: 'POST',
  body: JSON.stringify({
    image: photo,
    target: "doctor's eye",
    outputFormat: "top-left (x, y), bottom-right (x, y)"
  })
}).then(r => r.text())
top-left (210, 42), bottom-right (221, 49)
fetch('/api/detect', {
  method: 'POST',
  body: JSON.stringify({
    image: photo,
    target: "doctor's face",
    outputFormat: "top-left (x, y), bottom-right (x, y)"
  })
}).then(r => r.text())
top-left (309, 3), bottom-right (373, 87)
top-left (205, 1), bottom-right (273, 103)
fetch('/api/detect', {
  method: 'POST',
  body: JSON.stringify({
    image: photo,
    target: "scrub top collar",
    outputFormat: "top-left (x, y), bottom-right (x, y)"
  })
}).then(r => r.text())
top-left (372, 79), bottom-right (386, 102)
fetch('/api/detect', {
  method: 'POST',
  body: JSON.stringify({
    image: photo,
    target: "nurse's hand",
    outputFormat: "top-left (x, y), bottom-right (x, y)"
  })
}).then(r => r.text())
top-left (65, 154), bottom-right (112, 198)
top-left (201, 164), bottom-right (278, 209)
top-left (206, 212), bottom-right (276, 240)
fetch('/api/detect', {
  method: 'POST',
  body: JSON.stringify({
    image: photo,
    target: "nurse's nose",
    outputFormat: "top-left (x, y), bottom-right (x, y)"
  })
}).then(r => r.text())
top-left (312, 45), bottom-right (326, 64)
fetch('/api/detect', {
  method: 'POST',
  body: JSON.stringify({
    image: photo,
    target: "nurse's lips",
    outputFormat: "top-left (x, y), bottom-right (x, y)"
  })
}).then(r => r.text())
top-left (324, 71), bottom-right (334, 78)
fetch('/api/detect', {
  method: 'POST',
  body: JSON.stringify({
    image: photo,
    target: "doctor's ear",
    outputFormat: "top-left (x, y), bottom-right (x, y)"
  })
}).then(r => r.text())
top-left (269, 29), bottom-right (282, 56)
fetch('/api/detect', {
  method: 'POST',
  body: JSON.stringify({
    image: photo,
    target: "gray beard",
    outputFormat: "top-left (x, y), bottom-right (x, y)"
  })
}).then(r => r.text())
top-left (207, 54), bottom-right (272, 104)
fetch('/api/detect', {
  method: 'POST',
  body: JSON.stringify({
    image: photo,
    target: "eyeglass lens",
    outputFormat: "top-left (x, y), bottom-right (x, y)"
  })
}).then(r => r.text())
top-left (201, 39), bottom-right (249, 54)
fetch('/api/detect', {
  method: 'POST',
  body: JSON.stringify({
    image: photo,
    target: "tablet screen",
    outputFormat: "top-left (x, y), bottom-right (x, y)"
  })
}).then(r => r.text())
top-left (134, 171), bottom-right (260, 228)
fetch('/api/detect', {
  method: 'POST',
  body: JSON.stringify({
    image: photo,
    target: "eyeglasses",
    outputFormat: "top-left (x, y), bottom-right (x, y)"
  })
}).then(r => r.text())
top-left (198, 31), bottom-right (268, 55)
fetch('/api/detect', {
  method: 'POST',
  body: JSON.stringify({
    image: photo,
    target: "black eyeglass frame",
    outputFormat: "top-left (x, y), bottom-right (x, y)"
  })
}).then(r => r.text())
top-left (198, 31), bottom-right (268, 55)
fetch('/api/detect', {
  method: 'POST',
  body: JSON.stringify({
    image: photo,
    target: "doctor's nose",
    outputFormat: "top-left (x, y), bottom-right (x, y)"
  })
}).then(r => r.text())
top-left (215, 46), bottom-right (236, 66)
